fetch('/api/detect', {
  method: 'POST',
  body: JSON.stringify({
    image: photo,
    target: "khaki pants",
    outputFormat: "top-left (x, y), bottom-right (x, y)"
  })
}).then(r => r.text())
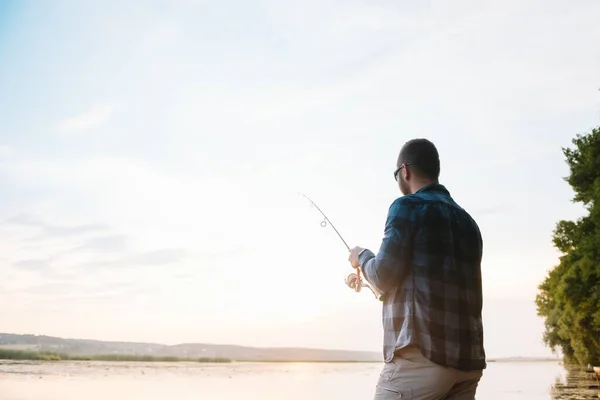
top-left (374, 346), bottom-right (483, 399)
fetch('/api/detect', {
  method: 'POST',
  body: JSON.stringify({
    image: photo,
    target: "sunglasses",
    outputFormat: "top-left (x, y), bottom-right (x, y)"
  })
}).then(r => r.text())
top-left (393, 162), bottom-right (411, 181)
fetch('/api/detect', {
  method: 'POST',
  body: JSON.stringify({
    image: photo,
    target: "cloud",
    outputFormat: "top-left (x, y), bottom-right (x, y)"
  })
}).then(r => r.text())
top-left (12, 280), bottom-right (145, 300)
top-left (74, 235), bottom-right (128, 253)
top-left (69, 248), bottom-right (190, 273)
top-left (41, 224), bottom-right (112, 239)
top-left (6, 214), bottom-right (42, 226)
top-left (6, 214), bottom-right (111, 241)
top-left (4, 210), bottom-right (192, 281)
top-left (11, 258), bottom-right (66, 279)
top-left (3, 216), bottom-right (131, 281)
top-left (14, 259), bottom-right (49, 270)
top-left (56, 105), bottom-right (114, 136)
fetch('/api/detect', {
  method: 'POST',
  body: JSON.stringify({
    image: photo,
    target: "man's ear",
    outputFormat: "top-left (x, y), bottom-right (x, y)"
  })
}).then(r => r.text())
top-left (403, 165), bottom-right (411, 181)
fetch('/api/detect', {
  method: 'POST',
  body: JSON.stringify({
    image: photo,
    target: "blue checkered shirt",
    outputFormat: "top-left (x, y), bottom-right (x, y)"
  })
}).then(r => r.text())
top-left (358, 183), bottom-right (486, 371)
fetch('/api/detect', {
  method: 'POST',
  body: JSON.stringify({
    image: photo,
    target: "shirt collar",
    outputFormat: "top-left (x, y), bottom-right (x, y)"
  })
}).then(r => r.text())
top-left (415, 182), bottom-right (449, 195)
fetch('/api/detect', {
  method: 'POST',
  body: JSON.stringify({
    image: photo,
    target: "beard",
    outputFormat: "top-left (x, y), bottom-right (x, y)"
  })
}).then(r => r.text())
top-left (399, 175), bottom-right (411, 195)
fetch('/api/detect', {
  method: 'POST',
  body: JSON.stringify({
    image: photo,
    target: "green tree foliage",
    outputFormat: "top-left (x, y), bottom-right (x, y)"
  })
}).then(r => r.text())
top-left (536, 126), bottom-right (600, 366)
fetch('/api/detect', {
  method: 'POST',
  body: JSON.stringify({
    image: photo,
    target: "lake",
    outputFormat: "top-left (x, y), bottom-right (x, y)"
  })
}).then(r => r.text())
top-left (0, 360), bottom-right (567, 399)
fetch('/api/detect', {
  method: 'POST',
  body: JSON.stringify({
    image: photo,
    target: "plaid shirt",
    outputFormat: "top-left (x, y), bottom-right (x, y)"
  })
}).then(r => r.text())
top-left (358, 183), bottom-right (486, 371)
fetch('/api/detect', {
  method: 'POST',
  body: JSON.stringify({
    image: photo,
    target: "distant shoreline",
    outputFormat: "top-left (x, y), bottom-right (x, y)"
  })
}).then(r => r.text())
top-left (0, 348), bottom-right (558, 364)
top-left (0, 333), bottom-right (559, 364)
top-left (0, 349), bottom-right (231, 363)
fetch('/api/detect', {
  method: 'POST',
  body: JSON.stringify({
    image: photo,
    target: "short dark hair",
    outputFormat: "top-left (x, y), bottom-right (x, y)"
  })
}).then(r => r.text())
top-left (398, 138), bottom-right (440, 180)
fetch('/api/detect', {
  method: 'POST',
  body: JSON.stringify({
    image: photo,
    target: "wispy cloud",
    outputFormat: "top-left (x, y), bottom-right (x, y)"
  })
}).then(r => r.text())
top-left (79, 248), bottom-right (190, 270)
top-left (12, 258), bottom-right (66, 279)
top-left (6, 214), bottom-right (111, 241)
top-left (12, 280), bottom-right (146, 300)
top-left (4, 211), bottom-right (192, 278)
top-left (7, 214), bottom-right (44, 226)
top-left (41, 224), bottom-right (111, 239)
top-left (56, 105), bottom-right (114, 136)
top-left (14, 259), bottom-right (50, 270)
top-left (74, 235), bottom-right (129, 253)
top-left (67, 247), bottom-right (242, 277)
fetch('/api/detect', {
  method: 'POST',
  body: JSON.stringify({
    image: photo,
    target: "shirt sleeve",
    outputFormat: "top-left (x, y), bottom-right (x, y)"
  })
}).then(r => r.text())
top-left (357, 197), bottom-right (415, 295)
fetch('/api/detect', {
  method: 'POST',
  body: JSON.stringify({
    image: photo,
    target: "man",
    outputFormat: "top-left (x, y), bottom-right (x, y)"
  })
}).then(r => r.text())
top-left (349, 138), bottom-right (486, 399)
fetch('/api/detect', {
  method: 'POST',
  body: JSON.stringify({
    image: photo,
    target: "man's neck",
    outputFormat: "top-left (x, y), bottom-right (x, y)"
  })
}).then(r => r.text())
top-left (411, 180), bottom-right (439, 194)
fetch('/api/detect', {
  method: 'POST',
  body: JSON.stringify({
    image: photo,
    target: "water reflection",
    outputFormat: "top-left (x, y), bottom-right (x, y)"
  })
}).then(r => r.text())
top-left (0, 360), bottom-right (588, 400)
top-left (551, 365), bottom-right (600, 399)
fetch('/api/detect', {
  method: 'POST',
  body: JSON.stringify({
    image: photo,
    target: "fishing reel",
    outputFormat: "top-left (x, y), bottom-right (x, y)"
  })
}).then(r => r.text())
top-left (345, 270), bottom-right (383, 300)
top-left (345, 271), bottom-right (363, 292)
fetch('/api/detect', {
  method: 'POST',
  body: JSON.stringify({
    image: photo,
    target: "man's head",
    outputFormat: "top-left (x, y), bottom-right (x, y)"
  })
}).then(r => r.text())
top-left (394, 138), bottom-right (440, 195)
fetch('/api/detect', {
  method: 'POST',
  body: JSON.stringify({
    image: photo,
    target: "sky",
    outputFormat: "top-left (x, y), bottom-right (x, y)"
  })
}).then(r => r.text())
top-left (0, 0), bottom-right (599, 359)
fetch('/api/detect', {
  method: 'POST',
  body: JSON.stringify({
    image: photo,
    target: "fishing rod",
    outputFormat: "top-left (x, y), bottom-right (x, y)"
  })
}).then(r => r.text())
top-left (299, 193), bottom-right (382, 299)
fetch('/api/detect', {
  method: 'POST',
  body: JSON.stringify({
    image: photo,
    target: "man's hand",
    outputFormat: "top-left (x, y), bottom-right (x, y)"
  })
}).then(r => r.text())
top-left (348, 246), bottom-right (365, 269)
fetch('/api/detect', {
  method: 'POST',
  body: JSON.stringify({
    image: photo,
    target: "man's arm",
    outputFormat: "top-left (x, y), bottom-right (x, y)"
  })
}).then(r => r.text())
top-left (357, 197), bottom-right (416, 295)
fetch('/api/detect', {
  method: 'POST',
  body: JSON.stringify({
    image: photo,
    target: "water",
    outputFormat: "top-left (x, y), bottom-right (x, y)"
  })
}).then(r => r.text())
top-left (0, 360), bottom-right (566, 399)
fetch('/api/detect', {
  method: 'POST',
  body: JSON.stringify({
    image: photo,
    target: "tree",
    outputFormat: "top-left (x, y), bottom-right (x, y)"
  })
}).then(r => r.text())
top-left (535, 126), bottom-right (600, 366)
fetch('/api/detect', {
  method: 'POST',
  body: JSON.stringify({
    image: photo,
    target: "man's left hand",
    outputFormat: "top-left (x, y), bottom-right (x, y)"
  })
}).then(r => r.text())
top-left (348, 246), bottom-right (365, 269)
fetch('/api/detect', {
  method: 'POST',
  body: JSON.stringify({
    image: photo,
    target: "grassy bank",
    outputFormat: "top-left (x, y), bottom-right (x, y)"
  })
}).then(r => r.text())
top-left (0, 349), bottom-right (231, 363)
